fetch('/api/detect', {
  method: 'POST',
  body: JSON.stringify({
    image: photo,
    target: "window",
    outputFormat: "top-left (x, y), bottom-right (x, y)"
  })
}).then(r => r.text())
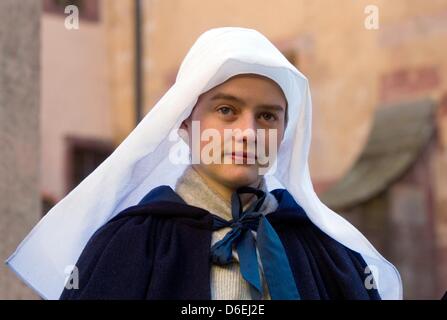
top-left (65, 136), bottom-right (114, 193)
top-left (43, 0), bottom-right (100, 22)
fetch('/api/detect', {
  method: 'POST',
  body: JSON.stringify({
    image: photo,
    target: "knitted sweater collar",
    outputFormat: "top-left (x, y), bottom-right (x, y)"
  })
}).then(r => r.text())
top-left (174, 165), bottom-right (279, 221)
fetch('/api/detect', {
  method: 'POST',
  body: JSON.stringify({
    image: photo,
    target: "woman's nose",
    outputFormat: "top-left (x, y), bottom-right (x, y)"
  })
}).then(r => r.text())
top-left (233, 114), bottom-right (258, 142)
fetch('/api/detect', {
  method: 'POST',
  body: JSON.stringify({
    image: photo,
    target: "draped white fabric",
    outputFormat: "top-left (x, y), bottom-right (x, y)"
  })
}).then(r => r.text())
top-left (5, 27), bottom-right (402, 300)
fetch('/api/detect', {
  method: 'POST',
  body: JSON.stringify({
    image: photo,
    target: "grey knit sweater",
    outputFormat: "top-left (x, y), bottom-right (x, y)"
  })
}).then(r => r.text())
top-left (174, 165), bottom-right (279, 300)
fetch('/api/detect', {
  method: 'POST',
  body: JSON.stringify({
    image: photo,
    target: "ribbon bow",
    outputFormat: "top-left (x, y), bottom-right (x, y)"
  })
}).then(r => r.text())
top-left (210, 186), bottom-right (300, 300)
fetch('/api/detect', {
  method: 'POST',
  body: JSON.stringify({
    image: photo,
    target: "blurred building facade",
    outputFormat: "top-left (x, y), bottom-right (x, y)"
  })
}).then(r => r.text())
top-left (321, 98), bottom-right (447, 299)
top-left (0, 0), bottom-right (41, 299)
top-left (2, 0), bottom-right (446, 299)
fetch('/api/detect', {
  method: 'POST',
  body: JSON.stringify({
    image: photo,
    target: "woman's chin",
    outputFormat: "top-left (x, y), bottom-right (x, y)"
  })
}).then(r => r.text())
top-left (220, 164), bottom-right (259, 185)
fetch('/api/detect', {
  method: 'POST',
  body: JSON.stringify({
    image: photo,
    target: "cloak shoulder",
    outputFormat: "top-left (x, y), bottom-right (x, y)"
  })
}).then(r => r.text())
top-left (60, 185), bottom-right (380, 300)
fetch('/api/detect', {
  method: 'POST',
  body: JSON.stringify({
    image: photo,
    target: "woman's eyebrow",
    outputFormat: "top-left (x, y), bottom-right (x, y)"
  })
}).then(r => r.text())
top-left (258, 104), bottom-right (285, 112)
top-left (210, 92), bottom-right (245, 104)
top-left (210, 92), bottom-right (285, 112)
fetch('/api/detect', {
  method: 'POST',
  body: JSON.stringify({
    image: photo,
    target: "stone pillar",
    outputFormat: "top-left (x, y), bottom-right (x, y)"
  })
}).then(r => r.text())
top-left (0, 0), bottom-right (41, 299)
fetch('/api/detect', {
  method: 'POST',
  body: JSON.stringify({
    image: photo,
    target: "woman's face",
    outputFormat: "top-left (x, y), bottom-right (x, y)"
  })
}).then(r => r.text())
top-left (180, 73), bottom-right (287, 190)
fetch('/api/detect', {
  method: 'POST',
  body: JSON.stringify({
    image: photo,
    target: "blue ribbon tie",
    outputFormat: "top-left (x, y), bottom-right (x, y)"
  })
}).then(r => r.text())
top-left (210, 186), bottom-right (301, 300)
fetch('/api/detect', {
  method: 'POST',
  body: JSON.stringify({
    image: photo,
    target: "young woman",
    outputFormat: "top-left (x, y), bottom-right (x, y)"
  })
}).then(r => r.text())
top-left (6, 27), bottom-right (402, 300)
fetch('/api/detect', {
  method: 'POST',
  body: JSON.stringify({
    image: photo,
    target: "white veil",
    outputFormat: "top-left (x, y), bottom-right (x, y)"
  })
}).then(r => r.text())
top-left (6, 27), bottom-right (402, 300)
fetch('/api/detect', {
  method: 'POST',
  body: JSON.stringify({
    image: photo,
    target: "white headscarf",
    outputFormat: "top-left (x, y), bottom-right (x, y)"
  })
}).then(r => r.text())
top-left (6, 27), bottom-right (402, 300)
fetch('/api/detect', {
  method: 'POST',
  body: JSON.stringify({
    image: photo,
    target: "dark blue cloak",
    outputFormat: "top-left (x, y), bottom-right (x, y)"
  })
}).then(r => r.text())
top-left (59, 185), bottom-right (381, 300)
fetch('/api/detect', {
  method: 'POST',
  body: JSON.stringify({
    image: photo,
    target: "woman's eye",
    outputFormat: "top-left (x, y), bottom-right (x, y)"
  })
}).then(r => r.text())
top-left (261, 112), bottom-right (277, 121)
top-left (217, 106), bottom-right (234, 115)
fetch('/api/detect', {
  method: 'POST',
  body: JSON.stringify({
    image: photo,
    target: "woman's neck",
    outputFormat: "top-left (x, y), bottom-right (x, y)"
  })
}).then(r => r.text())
top-left (190, 165), bottom-right (262, 208)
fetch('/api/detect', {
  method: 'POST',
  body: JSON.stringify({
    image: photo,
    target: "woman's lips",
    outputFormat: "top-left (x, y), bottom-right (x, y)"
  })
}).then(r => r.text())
top-left (227, 151), bottom-right (257, 162)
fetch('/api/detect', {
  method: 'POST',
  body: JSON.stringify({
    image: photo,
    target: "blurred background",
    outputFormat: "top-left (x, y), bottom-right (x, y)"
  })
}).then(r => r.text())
top-left (1, 0), bottom-right (446, 299)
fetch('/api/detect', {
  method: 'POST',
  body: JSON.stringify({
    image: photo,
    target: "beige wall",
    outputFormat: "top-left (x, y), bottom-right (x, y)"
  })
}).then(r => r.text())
top-left (41, 2), bottom-right (114, 201)
top-left (103, 0), bottom-right (136, 144)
